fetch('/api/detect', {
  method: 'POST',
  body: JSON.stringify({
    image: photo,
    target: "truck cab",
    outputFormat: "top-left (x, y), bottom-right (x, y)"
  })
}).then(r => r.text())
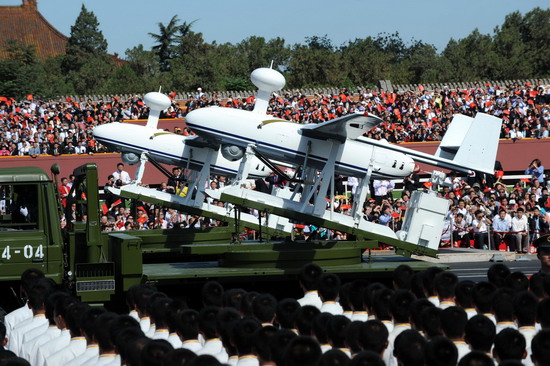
top-left (0, 167), bottom-right (64, 283)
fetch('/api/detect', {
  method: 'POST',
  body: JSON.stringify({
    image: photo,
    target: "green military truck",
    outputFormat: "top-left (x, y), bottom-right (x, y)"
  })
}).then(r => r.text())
top-left (0, 163), bottom-right (439, 307)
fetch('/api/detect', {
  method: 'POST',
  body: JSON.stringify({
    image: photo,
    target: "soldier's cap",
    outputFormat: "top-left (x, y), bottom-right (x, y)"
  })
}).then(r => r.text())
top-left (533, 234), bottom-right (550, 252)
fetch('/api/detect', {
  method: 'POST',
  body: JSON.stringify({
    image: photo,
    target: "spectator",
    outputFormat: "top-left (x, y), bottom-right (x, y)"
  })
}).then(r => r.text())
top-left (112, 163), bottom-right (131, 185)
top-left (525, 159), bottom-right (545, 184)
top-left (511, 207), bottom-right (530, 253)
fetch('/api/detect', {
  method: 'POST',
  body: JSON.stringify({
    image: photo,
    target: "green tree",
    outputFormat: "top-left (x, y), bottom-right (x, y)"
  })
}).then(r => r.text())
top-left (287, 35), bottom-right (345, 88)
top-left (149, 15), bottom-right (184, 72)
top-left (340, 37), bottom-right (392, 86)
top-left (0, 41), bottom-right (42, 98)
top-left (65, 5), bottom-right (108, 67)
top-left (403, 41), bottom-right (440, 84)
top-left (63, 4), bottom-right (113, 94)
top-left (493, 11), bottom-right (532, 78)
top-left (104, 64), bottom-right (143, 94)
top-left (125, 45), bottom-right (160, 78)
top-left (518, 7), bottom-right (550, 77)
top-left (441, 29), bottom-right (500, 81)
top-left (171, 31), bottom-right (219, 91)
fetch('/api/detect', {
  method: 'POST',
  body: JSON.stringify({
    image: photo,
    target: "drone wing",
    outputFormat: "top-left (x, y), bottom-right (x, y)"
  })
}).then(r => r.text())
top-left (299, 113), bottom-right (383, 143)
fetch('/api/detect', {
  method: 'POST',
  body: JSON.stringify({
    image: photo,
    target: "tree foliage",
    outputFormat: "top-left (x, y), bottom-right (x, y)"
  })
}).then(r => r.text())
top-left (1, 7), bottom-right (549, 99)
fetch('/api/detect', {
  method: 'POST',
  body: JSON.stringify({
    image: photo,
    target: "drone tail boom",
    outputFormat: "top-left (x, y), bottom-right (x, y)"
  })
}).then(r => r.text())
top-left (435, 113), bottom-right (502, 175)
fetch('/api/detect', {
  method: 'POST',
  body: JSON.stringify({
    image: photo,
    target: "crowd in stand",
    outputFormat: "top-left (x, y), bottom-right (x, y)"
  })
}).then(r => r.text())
top-left (0, 81), bottom-right (549, 157)
top-left (3, 257), bottom-right (550, 366)
top-left (92, 156), bottom-right (549, 252)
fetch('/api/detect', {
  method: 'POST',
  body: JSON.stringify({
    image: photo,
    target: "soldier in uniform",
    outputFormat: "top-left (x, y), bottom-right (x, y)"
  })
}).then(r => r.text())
top-left (534, 234), bottom-right (550, 274)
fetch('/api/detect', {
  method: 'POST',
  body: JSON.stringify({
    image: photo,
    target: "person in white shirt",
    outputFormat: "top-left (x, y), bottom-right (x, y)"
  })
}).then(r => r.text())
top-left (178, 309), bottom-right (203, 354)
top-left (65, 307), bottom-right (106, 366)
top-left (74, 141), bottom-right (87, 154)
top-left (151, 298), bottom-right (172, 341)
top-left (440, 307), bottom-right (470, 361)
top-left (274, 298), bottom-right (299, 333)
top-left (197, 307), bottom-right (228, 363)
top-left (45, 302), bottom-right (89, 366)
top-left (492, 328), bottom-right (527, 365)
top-left (392, 330), bottom-right (426, 366)
top-left (455, 281), bottom-right (478, 320)
top-left (373, 180), bottom-right (394, 205)
top-left (233, 318), bottom-right (260, 366)
top-left (514, 291), bottom-right (538, 349)
top-left (434, 272), bottom-right (458, 309)
top-left (319, 274), bottom-right (344, 315)
top-left (8, 278), bottom-right (51, 355)
top-left (33, 296), bottom-right (78, 366)
top-left (470, 210), bottom-right (492, 250)
top-left (384, 290), bottom-right (415, 366)
top-left (494, 288), bottom-right (518, 334)
top-left (326, 316), bottom-right (352, 357)
top-left (4, 268), bottom-right (45, 337)
top-left (511, 208), bottom-right (530, 253)
top-left (112, 163), bottom-right (131, 185)
top-left (464, 314), bottom-right (496, 358)
top-left (4, 302), bottom-right (32, 340)
top-left (81, 312), bottom-right (120, 366)
top-left (21, 292), bottom-right (69, 363)
top-left (297, 264), bottom-right (323, 310)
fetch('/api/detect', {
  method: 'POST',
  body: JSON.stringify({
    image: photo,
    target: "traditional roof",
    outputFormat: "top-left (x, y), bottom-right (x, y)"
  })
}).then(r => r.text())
top-left (0, 0), bottom-right (68, 60)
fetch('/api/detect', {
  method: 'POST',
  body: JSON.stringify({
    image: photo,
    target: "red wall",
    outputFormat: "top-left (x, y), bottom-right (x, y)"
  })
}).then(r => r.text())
top-left (401, 138), bottom-right (548, 173)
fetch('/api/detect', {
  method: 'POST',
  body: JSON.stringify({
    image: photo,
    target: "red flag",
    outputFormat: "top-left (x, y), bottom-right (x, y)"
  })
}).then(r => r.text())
top-left (137, 206), bottom-right (147, 213)
top-left (391, 212), bottom-right (400, 218)
top-left (112, 199), bottom-right (122, 207)
top-left (0, 97), bottom-right (7, 102)
top-left (101, 203), bottom-right (108, 214)
top-left (26, 94), bottom-right (33, 101)
top-left (66, 97), bottom-right (72, 103)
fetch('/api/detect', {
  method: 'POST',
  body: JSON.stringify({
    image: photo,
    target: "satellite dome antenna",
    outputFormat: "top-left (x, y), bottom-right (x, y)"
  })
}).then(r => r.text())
top-left (250, 62), bottom-right (285, 115)
top-left (143, 91), bottom-right (172, 129)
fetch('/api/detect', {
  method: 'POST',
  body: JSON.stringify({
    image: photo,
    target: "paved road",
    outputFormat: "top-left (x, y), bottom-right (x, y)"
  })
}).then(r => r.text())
top-left (448, 257), bottom-right (540, 282)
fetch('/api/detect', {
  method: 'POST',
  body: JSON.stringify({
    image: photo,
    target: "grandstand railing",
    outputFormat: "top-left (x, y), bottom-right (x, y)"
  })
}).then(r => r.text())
top-left (59, 79), bottom-right (550, 103)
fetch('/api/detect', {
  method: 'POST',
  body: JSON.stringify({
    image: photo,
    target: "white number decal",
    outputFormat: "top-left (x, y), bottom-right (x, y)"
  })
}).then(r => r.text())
top-left (2, 244), bottom-right (44, 261)
top-left (24, 245), bottom-right (33, 259)
top-left (35, 245), bottom-right (44, 259)
top-left (2, 246), bottom-right (11, 260)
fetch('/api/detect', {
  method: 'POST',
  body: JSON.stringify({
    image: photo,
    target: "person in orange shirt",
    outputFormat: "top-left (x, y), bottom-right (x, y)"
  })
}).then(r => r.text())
top-left (59, 177), bottom-right (71, 208)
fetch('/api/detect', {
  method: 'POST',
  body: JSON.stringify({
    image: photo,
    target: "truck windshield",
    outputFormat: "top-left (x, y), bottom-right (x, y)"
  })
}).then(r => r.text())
top-left (0, 184), bottom-right (39, 231)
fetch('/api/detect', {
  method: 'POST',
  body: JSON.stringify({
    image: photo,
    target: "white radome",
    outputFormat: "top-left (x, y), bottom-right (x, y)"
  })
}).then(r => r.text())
top-left (144, 92), bottom-right (172, 111)
top-left (250, 68), bottom-right (286, 92)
